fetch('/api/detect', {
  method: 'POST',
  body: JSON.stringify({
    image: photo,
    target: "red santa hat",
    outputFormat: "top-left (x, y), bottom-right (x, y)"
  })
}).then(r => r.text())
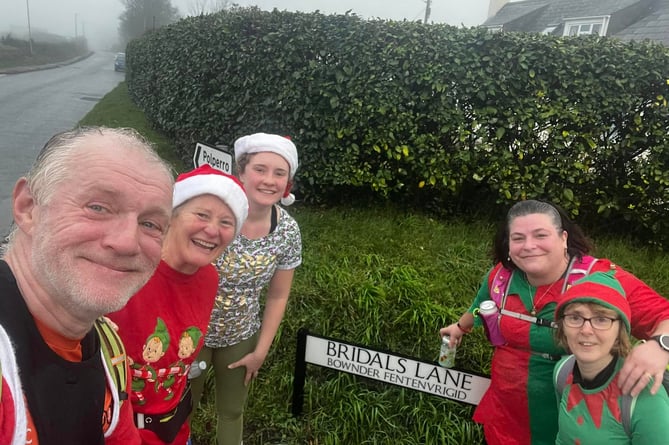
top-left (234, 132), bottom-right (298, 206)
top-left (173, 165), bottom-right (248, 236)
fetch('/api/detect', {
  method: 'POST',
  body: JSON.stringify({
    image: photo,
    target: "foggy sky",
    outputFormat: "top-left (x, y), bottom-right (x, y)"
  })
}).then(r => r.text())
top-left (1, 0), bottom-right (492, 50)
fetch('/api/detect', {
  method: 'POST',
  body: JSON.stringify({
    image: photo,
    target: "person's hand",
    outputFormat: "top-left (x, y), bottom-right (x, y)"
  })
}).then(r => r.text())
top-left (618, 340), bottom-right (669, 396)
top-left (228, 351), bottom-right (265, 386)
top-left (439, 323), bottom-right (464, 347)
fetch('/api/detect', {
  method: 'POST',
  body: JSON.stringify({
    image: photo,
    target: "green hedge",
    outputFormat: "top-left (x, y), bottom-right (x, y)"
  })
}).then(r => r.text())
top-left (126, 7), bottom-right (669, 246)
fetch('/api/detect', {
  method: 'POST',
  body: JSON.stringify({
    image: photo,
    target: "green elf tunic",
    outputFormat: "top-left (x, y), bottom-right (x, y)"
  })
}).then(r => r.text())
top-left (554, 357), bottom-right (669, 444)
top-left (467, 258), bottom-right (669, 445)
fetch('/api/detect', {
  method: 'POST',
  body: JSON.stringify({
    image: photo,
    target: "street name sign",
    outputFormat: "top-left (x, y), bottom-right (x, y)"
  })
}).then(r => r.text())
top-left (193, 142), bottom-right (232, 173)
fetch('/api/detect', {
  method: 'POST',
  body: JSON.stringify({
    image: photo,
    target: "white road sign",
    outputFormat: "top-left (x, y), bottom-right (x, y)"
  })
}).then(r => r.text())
top-left (193, 142), bottom-right (232, 173)
top-left (303, 335), bottom-right (490, 405)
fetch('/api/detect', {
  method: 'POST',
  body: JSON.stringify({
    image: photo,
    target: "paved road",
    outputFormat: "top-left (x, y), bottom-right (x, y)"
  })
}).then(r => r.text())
top-left (0, 52), bottom-right (124, 236)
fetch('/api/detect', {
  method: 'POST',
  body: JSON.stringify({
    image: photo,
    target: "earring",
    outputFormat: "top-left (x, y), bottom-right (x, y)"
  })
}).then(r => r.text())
top-left (507, 254), bottom-right (511, 262)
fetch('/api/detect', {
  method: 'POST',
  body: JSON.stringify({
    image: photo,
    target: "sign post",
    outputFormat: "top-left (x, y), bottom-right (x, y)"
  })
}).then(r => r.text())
top-left (291, 329), bottom-right (491, 417)
top-left (192, 142), bottom-right (233, 174)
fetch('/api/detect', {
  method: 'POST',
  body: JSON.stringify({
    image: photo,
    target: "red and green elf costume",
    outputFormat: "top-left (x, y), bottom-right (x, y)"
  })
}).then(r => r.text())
top-left (467, 257), bottom-right (669, 445)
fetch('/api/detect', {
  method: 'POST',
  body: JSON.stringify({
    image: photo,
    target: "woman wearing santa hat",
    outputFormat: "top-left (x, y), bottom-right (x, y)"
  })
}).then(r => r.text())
top-left (190, 132), bottom-right (302, 445)
top-left (107, 165), bottom-right (249, 445)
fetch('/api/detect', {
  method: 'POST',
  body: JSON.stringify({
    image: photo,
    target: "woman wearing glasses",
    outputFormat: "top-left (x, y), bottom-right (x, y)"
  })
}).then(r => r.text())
top-left (553, 272), bottom-right (669, 444)
top-left (439, 200), bottom-right (669, 445)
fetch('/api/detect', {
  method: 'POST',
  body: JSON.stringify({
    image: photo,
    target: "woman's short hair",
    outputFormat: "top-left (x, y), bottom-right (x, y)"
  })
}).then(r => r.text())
top-left (555, 302), bottom-right (632, 357)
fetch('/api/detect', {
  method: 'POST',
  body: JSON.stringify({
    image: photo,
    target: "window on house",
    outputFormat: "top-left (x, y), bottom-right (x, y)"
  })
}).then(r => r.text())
top-left (486, 25), bottom-right (503, 33)
top-left (563, 17), bottom-right (608, 37)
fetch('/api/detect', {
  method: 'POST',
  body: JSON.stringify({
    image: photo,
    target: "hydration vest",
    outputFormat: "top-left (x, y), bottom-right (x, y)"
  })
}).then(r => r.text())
top-left (487, 255), bottom-right (599, 329)
top-left (0, 260), bottom-right (128, 444)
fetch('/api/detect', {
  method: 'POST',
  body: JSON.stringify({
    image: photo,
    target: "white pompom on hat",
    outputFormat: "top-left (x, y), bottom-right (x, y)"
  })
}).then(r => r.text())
top-left (234, 132), bottom-right (298, 206)
top-left (173, 164), bottom-right (249, 236)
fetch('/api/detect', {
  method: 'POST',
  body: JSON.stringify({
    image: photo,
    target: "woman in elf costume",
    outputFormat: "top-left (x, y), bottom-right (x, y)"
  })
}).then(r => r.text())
top-left (439, 200), bottom-right (669, 445)
top-left (554, 272), bottom-right (669, 444)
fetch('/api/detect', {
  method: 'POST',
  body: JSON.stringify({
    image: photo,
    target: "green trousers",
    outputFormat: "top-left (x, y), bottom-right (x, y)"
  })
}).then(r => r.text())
top-left (190, 333), bottom-right (258, 445)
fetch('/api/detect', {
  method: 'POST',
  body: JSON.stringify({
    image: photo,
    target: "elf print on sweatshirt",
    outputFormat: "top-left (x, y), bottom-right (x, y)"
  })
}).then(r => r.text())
top-left (129, 318), bottom-right (203, 404)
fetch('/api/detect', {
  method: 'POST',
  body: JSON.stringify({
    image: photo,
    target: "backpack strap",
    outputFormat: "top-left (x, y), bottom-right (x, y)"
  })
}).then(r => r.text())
top-left (555, 354), bottom-right (576, 395)
top-left (492, 256), bottom-right (599, 301)
top-left (620, 392), bottom-right (633, 437)
top-left (94, 318), bottom-right (128, 437)
top-left (487, 264), bottom-right (556, 330)
top-left (614, 355), bottom-right (669, 437)
top-left (488, 263), bottom-right (512, 308)
top-left (490, 256), bottom-right (599, 324)
top-left (560, 256), bottom-right (598, 293)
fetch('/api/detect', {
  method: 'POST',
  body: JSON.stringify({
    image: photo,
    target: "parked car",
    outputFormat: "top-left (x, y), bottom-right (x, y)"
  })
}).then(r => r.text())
top-left (114, 52), bottom-right (126, 72)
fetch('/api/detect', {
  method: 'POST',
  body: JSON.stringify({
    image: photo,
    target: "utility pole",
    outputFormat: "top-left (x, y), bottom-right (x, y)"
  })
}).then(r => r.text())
top-left (424, 0), bottom-right (432, 24)
top-left (75, 13), bottom-right (78, 38)
top-left (25, 0), bottom-right (33, 55)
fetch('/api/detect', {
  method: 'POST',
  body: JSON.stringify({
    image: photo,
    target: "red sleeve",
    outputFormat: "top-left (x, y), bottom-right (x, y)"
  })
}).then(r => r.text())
top-left (105, 370), bottom-right (141, 445)
top-left (600, 261), bottom-right (669, 339)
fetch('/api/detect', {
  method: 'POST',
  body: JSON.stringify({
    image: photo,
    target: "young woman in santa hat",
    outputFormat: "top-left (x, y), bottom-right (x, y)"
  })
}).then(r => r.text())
top-left (553, 271), bottom-right (669, 444)
top-left (190, 132), bottom-right (302, 445)
top-left (108, 165), bottom-right (248, 445)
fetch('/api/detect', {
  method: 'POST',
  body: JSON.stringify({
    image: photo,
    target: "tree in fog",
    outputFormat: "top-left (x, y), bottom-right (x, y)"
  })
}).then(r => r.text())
top-left (119, 0), bottom-right (179, 46)
top-left (187, 0), bottom-right (231, 16)
top-left (188, 0), bottom-right (233, 15)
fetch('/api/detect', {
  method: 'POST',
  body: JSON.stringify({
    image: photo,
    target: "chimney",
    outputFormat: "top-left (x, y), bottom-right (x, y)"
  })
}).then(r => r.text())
top-left (488, 0), bottom-right (511, 18)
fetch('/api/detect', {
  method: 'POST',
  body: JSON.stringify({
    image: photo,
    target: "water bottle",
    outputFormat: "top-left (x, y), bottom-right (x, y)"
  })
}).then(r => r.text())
top-left (188, 360), bottom-right (207, 379)
top-left (438, 335), bottom-right (456, 368)
top-left (479, 300), bottom-right (506, 346)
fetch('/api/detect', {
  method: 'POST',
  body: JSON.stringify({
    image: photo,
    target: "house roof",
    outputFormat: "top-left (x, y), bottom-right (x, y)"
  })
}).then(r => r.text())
top-left (485, 1), bottom-right (550, 27)
top-left (614, 0), bottom-right (669, 45)
top-left (483, 0), bottom-right (669, 45)
top-left (484, 0), bottom-right (648, 33)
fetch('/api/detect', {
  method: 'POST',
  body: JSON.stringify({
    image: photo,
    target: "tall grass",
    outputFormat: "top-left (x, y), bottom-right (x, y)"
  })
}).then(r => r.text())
top-left (80, 84), bottom-right (669, 445)
top-left (188, 206), bottom-right (494, 444)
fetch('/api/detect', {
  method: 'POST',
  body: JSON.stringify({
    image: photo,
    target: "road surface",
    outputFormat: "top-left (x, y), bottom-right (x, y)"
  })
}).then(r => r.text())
top-left (0, 51), bottom-right (123, 236)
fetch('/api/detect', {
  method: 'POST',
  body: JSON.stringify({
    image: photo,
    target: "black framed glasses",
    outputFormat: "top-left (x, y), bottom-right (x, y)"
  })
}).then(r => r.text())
top-left (562, 313), bottom-right (619, 330)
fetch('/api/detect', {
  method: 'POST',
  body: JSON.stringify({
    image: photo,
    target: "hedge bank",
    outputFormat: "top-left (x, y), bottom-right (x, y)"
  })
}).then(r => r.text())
top-left (126, 8), bottom-right (669, 246)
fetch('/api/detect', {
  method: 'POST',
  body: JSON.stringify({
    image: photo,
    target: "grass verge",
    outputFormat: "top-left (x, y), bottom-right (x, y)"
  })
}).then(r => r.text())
top-left (78, 82), bottom-right (185, 171)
